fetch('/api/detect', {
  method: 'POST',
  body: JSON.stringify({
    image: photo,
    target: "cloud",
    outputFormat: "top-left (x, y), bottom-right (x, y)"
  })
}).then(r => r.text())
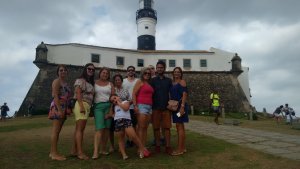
top-left (0, 0), bottom-right (299, 116)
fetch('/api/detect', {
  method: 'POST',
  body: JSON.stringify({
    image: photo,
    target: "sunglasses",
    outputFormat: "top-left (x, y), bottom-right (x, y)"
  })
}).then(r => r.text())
top-left (144, 72), bottom-right (151, 75)
top-left (87, 67), bottom-right (95, 72)
top-left (59, 69), bottom-right (67, 72)
top-left (127, 69), bottom-right (135, 72)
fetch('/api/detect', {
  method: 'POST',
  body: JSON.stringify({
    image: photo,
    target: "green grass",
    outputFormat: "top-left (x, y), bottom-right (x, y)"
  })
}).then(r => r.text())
top-left (1, 115), bottom-right (300, 169)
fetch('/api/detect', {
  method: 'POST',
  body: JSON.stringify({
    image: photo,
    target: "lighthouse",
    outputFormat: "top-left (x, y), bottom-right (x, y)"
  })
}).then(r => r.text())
top-left (136, 0), bottom-right (157, 50)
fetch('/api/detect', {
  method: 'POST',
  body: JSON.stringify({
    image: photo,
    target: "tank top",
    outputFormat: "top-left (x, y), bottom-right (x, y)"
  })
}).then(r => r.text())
top-left (94, 83), bottom-right (111, 103)
top-left (137, 83), bottom-right (154, 105)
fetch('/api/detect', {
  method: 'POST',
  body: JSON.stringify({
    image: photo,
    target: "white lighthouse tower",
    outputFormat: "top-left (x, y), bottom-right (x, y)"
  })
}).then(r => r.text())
top-left (136, 0), bottom-right (157, 50)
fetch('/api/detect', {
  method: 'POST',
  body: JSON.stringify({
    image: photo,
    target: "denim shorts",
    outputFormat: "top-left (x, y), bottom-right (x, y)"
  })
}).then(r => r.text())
top-left (138, 104), bottom-right (152, 115)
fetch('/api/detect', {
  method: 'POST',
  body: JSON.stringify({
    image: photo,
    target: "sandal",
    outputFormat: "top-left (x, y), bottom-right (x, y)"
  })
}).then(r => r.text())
top-left (123, 155), bottom-right (129, 160)
top-left (50, 154), bottom-right (66, 161)
top-left (171, 151), bottom-right (184, 156)
top-left (92, 155), bottom-right (99, 160)
top-left (77, 154), bottom-right (89, 160)
top-left (100, 151), bottom-right (110, 155)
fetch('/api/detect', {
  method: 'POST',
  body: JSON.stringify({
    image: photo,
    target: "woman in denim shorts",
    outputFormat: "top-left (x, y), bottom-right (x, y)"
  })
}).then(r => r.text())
top-left (132, 67), bottom-right (154, 147)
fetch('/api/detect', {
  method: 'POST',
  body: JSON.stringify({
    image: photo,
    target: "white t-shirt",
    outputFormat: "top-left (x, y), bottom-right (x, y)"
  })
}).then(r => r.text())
top-left (94, 83), bottom-right (111, 103)
top-left (122, 78), bottom-right (138, 109)
top-left (114, 101), bottom-right (131, 120)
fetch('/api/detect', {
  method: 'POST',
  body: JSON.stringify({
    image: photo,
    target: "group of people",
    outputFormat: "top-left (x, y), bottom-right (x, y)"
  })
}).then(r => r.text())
top-left (273, 104), bottom-right (297, 124)
top-left (48, 60), bottom-right (189, 161)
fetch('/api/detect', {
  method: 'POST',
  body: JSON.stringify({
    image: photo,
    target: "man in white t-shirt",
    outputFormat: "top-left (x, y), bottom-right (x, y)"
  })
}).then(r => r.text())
top-left (122, 66), bottom-right (138, 147)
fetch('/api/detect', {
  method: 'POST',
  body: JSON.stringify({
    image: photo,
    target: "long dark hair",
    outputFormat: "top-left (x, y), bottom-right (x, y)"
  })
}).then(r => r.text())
top-left (80, 63), bottom-right (95, 85)
top-left (172, 67), bottom-right (183, 80)
top-left (56, 64), bottom-right (67, 76)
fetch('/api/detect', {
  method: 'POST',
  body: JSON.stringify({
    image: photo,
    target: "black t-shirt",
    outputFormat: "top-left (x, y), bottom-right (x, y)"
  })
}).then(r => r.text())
top-left (150, 75), bottom-right (172, 110)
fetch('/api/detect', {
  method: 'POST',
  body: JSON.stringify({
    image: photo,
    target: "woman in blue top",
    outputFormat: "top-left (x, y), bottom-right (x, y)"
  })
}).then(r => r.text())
top-left (170, 67), bottom-right (189, 156)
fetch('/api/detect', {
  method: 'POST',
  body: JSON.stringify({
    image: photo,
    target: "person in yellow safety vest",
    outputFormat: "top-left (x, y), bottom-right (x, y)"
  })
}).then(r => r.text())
top-left (210, 91), bottom-right (221, 125)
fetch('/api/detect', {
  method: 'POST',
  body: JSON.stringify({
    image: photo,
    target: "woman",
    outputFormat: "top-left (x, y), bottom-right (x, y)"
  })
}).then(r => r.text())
top-left (170, 67), bottom-right (189, 156)
top-left (71, 63), bottom-right (95, 160)
top-left (92, 67), bottom-right (115, 159)
top-left (132, 67), bottom-right (154, 147)
top-left (113, 74), bottom-right (130, 102)
top-left (48, 65), bottom-right (71, 161)
top-left (108, 94), bottom-right (150, 160)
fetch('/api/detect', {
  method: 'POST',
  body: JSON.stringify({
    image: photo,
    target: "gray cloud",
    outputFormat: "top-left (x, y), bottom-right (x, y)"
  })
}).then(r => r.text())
top-left (0, 0), bottom-right (299, 115)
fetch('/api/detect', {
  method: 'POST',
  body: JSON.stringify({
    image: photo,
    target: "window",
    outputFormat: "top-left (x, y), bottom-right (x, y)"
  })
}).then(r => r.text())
top-left (145, 26), bottom-right (149, 29)
top-left (169, 60), bottom-right (176, 67)
top-left (91, 54), bottom-right (100, 63)
top-left (116, 56), bottom-right (124, 66)
top-left (200, 59), bottom-right (207, 67)
top-left (183, 59), bottom-right (191, 68)
top-left (137, 59), bottom-right (144, 67)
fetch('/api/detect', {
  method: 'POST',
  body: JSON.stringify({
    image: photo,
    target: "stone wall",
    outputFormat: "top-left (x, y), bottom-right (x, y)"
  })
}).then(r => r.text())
top-left (18, 63), bottom-right (251, 116)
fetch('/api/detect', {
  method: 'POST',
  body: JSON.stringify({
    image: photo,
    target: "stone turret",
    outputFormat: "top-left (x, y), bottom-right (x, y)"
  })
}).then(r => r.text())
top-left (231, 53), bottom-right (243, 75)
top-left (34, 42), bottom-right (48, 68)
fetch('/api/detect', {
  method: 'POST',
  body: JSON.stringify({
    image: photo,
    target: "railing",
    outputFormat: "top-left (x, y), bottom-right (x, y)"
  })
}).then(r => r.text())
top-left (136, 9), bottom-right (157, 20)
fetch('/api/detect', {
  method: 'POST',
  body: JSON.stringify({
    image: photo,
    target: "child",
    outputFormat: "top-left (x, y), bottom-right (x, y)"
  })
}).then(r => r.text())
top-left (107, 94), bottom-right (150, 160)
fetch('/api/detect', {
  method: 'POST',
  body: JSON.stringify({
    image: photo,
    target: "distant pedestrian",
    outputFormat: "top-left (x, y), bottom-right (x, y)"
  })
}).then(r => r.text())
top-left (27, 101), bottom-right (34, 117)
top-left (283, 104), bottom-right (293, 125)
top-left (1, 102), bottom-right (9, 121)
top-left (210, 89), bottom-right (221, 125)
top-left (273, 105), bottom-right (283, 124)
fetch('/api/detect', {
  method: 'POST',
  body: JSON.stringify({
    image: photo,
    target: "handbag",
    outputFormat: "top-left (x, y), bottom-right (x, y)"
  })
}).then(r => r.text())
top-left (89, 104), bottom-right (95, 117)
top-left (68, 98), bottom-right (77, 109)
top-left (167, 100), bottom-right (179, 111)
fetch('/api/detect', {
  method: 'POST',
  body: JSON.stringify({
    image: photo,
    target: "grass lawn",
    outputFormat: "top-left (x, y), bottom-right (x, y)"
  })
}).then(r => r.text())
top-left (0, 115), bottom-right (300, 169)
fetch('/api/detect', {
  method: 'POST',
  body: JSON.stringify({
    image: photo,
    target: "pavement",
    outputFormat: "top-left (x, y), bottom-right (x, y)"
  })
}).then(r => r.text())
top-left (185, 120), bottom-right (300, 160)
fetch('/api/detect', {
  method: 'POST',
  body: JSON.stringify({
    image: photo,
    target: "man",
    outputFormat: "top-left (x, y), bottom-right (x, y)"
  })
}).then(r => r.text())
top-left (122, 66), bottom-right (138, 147)
top-left (151, 61), bottom-right (172, 154)
top-left (1, 102), bottom-right (10, 121)
top-left (210, 89), bottom-right (221, 125)
top-left (283, 103), bottom-right (293, 125)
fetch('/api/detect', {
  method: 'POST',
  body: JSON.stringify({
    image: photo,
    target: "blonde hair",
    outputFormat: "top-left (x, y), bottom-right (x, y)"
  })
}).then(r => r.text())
top-left (140, 67), bottom-right (151, 82)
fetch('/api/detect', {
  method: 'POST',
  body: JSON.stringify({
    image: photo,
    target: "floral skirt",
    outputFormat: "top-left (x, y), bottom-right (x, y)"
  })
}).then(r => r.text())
top-left (48, 99), bottom-right (70, 120)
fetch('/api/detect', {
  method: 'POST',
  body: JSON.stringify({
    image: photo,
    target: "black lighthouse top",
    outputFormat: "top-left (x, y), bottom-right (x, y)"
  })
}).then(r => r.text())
top-left (136, 0), bottom-right (157, 21)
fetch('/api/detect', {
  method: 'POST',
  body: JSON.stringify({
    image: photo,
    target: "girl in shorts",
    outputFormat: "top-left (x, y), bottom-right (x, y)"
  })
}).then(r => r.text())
top-left (107, 94), bottom-right (150, 160)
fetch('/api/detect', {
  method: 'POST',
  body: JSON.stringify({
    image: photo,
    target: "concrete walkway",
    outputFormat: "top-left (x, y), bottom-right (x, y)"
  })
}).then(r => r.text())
top-left (186, 120), bottom-right (300, 160)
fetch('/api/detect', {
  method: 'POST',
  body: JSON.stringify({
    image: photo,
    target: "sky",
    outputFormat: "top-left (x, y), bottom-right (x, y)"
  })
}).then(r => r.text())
top-left (0, 0), bottom-right (299, 117)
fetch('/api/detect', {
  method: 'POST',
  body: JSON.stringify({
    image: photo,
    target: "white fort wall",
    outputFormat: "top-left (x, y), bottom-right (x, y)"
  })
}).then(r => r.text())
top-left (46, 44), bottom-right (235, 72)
